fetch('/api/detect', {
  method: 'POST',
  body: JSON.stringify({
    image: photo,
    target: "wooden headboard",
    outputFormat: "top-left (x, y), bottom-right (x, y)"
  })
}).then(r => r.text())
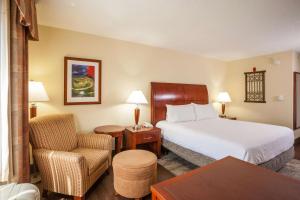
top-left (151, 82), bottom-right (209, 125)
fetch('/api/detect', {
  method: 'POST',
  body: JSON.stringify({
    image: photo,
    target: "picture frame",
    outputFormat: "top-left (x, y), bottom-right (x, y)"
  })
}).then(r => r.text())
top-left (244, 70), bottom-right (266, 103)
top-left (64, 57), bottom-right (101, 105)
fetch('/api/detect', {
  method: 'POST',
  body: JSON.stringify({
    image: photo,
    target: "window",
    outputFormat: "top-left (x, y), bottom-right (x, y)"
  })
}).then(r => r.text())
top-left (0, 0), bottom-right (10, 182)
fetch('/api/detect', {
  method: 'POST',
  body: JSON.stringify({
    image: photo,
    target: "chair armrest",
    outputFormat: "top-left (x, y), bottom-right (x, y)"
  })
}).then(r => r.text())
top-left (77, 133), bottom-right (112, 150)
top-left (77, 133), bottom-right (113, 165)
top-left (33, 149), bottom-right (88, 197)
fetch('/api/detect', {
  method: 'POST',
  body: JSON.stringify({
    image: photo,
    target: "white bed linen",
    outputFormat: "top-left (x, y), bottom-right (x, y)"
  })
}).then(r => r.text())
top-left (156, 118), bottom-right (294, 164)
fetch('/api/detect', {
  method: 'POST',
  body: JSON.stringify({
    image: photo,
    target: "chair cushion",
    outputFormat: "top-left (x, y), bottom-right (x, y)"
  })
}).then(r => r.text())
top-left (72, 148), bottom-right (109, 175)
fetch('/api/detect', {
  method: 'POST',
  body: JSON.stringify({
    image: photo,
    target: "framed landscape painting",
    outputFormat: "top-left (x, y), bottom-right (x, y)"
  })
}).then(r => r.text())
top-left (64, 57), bottom-right (101, 105)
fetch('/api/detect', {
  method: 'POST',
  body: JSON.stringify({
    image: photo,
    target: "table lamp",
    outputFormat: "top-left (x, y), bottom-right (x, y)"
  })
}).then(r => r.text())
top-left (29, 81), bottom-right (49, 118)
top-left (217, 92), bottom-right (231, 116)
top-left (127, 90), bottom-right (148, 130)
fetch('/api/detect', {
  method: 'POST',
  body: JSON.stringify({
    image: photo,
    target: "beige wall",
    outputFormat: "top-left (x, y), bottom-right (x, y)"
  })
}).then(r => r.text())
top-left (29, 26), bottom-right (227, 132)
top-left (226, 51), bottom-right (294, 129)
top-left (29, 26), bottom-right (299, 138)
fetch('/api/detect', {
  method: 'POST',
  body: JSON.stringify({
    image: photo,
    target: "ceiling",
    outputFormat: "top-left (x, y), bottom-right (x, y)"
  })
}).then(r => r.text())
top-left (36, 0), bottom-right (300, 61)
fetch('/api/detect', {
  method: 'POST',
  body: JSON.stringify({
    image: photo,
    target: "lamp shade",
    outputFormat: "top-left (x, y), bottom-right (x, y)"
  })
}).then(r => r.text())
top-left (126, 90), bottom-right (148, 104)
top-left (29, 81), bottom-right (49, 102)
top-left (217, 92), bottom-right (231, 103)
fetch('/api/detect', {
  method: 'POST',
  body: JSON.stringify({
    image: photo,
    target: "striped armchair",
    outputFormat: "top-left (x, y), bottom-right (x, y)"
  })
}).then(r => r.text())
top-left (29, 114), bottom-right (112, 200)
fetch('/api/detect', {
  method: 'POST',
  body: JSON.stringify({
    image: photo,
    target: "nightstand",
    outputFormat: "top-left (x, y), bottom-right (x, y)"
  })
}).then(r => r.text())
top-left (219, 115), bottom-right (237, 120)
top-left (125, 127), bottom-right (161, 157)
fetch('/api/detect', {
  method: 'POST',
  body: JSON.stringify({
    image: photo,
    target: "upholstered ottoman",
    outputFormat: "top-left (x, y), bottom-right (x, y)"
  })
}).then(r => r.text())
top-left (113, 150), bottom-right (157, 199)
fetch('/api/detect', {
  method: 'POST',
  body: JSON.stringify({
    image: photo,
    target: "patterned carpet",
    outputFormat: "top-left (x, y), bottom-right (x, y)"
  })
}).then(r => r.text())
top-left (158, 152), bottom-right (300, 180)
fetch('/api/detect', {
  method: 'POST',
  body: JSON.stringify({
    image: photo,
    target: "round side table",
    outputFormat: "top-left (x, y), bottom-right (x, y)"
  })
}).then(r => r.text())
top-left (94, 125), bottom-right (125, 154)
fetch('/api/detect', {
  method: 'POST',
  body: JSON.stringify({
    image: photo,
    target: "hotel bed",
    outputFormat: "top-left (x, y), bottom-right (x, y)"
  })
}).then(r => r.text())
top-left (151, 82), bottom-right (294, 171)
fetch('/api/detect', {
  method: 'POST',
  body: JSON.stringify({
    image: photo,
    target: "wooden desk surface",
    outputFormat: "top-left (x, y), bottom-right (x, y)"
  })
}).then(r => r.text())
top-left (151, 156), bottom-right (300, 200)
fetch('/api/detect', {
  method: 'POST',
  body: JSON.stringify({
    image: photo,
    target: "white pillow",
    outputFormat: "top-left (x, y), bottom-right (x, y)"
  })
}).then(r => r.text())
top-left (192, 103), bottom-right (218, 120)
top-left (166, 104), bottom-right (195, 122)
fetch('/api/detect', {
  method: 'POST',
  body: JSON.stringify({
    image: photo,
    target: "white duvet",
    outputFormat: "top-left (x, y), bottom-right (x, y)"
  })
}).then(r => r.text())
top-left (156, 118), bottom-right (294, 164)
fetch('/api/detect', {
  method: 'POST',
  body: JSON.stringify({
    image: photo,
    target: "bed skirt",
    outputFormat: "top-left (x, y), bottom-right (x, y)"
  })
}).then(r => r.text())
top-left (162, 139), bottom-right (294, 171)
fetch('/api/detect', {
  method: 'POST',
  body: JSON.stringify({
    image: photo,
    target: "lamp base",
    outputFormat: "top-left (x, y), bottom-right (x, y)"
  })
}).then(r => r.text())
top-left (132, 124), bottom-right (142, 130)
top-left (221, 103), bottom-right (226, 116)
top-left (30, 103), bottom-right (37, 119)
top-left (134, 107), bottom-right (140, 124)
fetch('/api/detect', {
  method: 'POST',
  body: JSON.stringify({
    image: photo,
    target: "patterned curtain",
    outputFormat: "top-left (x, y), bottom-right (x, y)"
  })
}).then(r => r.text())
top-left (10, 0), bottom-right (38, 183)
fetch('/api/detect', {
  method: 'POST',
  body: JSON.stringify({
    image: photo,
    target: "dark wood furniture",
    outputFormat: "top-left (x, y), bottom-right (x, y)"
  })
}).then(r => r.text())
top-left (151, 82), bottom-right (209, 125)
top-left (125, 127), bottom-right (161, 157)
top-left (151, 156), bottom-right (300, 200)
top-left (94, 125), bottom-right (125, 153)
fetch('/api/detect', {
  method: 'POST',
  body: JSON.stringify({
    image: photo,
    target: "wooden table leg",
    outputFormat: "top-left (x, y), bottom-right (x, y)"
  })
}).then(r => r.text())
top-left (151, 141), bottom-right (161, 158)
top-left (116, 135), bottom-right (123, 153)
top-left (130, 135), bottom-right (137, 150)
top-left (157, 138), bottom-right (161, 158)
top-left (131, 143), bottom-right (137, 149)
